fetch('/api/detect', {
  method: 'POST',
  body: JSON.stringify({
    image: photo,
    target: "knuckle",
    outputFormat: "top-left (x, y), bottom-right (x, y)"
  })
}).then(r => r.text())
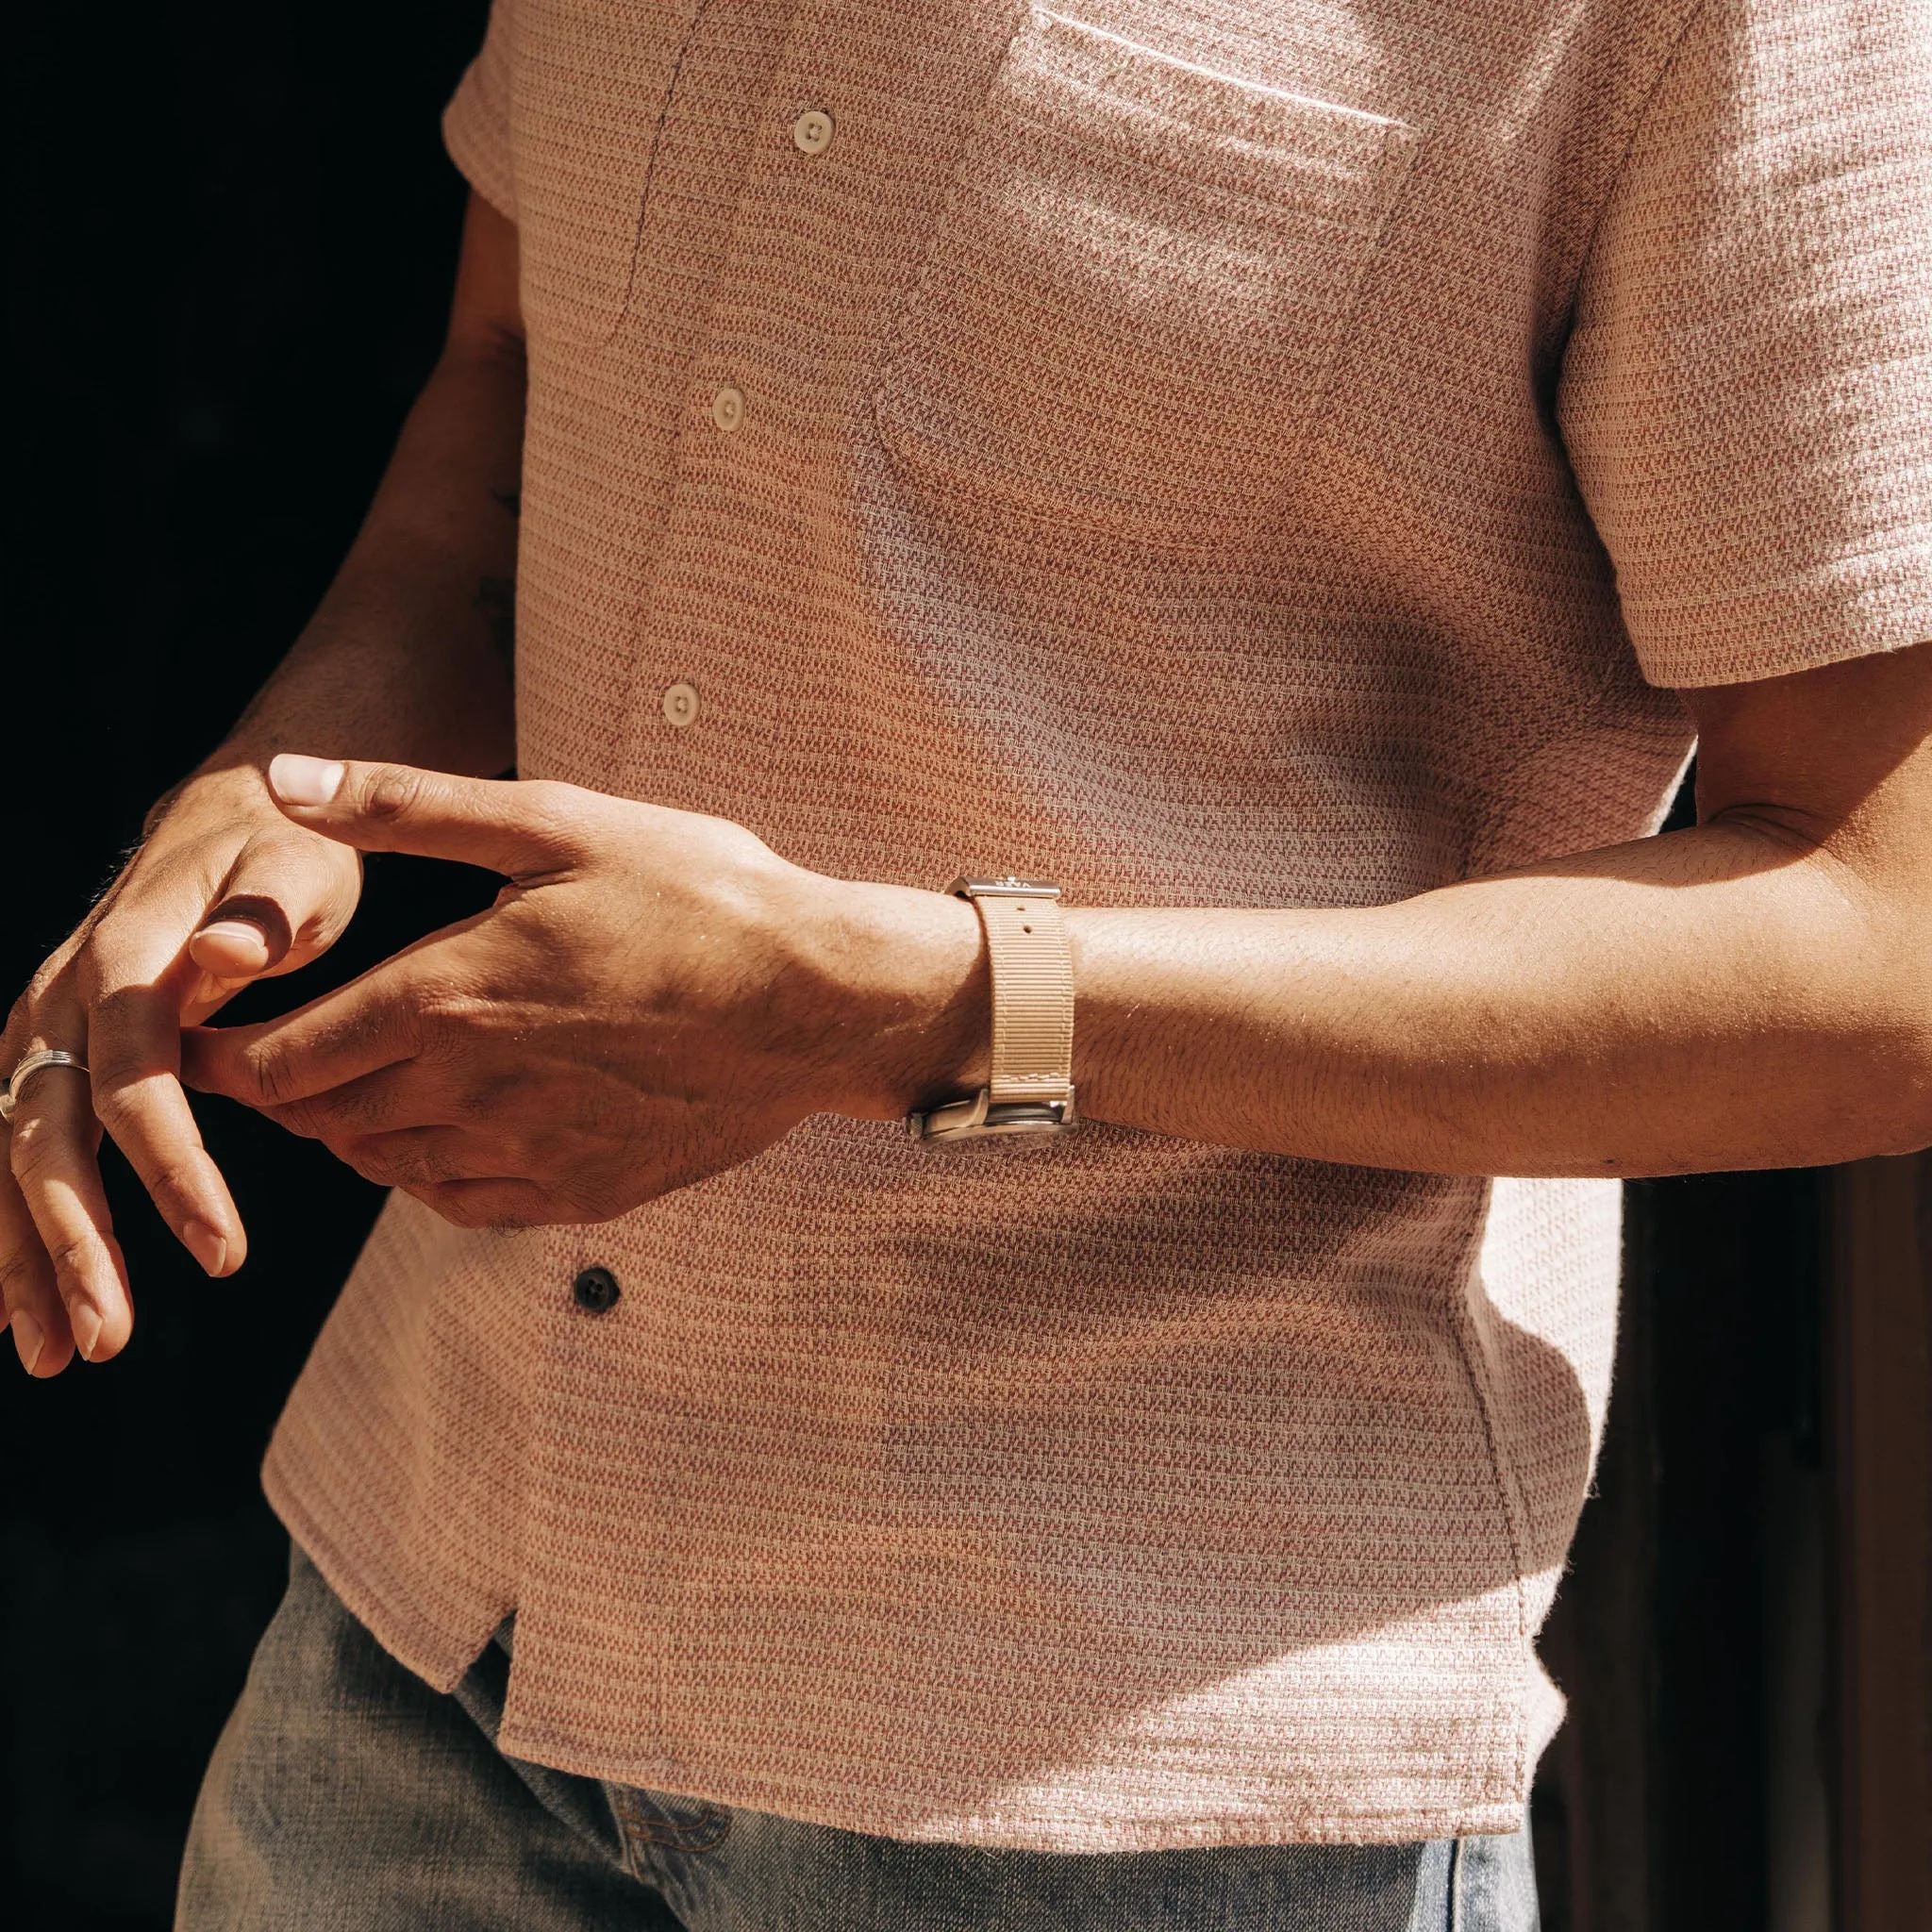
top-left (72, 933), bottom-right (131, 1006)
top-left (8, 1118), bottom-right (62, 1186)
top-left (79, 906), bottom-right (134, 966)
top-left (339, 1135), bottom-right (412, 1188)
top-left (0, 1229), bottom-right (47, 1293)
top-left (572, 1186), bottom-right (624, 1225)
top-left (14, 964), bottom-right (67, 1037)
top-left (417, 1002), bottom-right (481, 1058)
top-left (507, 783), bottom-right (590, 863)
top-left (486, 1207), bottom-right (545, 1232)
top-left (294, 1087), bottom-right (366, 1135)
top-left (85, 1030), bottom-right (150, 1087)
top-left (455, 1072), bottom-right (512, 1118)
top-left (140, 1157), bottom-right (203, 1218)
top-left (359, 765), bottom-right (425, 824)
top-left (413, 1181), bottom-right (486, 1229)
top-left (268, 1096), bottom-right (323, 1140)
top-left (477, 1186), bottom-right (547, 1231)
top-left (42, 1232), bottom-right (99, 1286)
top-left (342, 1144), bottom-right (392, 1186)
top-left (25, 956), bottom-right (67, 1008)
top-left (91, 1076), bottom-right (154, 1132)
top-left (243, 1040), bottom-right (299, 1108)
top-left (523, 780), bottom-right (580, 827)
top-left (344, 1141), bottom-right (402, 1187)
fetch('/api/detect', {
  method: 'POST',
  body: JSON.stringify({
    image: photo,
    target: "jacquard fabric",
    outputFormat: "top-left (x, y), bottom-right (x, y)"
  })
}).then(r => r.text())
top-left (265, 0), bottom-right (1932, 1850)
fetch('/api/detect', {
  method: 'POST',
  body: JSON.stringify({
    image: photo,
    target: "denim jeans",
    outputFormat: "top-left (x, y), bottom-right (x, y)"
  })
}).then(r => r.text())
top-left (175, 1545), bottom-right (1539, 1931)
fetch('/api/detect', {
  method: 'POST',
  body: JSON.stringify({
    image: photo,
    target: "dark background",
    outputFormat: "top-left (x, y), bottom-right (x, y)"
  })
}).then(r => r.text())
top-left (5, 6), bottom-right (1835, 1927)
top-left (8, 4), bottom-right (494, 1923)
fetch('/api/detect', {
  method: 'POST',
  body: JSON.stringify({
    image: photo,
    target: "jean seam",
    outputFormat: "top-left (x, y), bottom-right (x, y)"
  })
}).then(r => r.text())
top-left (611, 1790), bottom-right (733, 1857)
top-left (608, 1790), bottom-right (656, 1887)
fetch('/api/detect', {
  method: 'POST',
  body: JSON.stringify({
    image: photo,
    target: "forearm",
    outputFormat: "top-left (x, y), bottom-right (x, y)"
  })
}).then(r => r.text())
top-left (199, 339), bottom-right (524, 791)
top-left (1065, 814), bottom-right (1932, 1177)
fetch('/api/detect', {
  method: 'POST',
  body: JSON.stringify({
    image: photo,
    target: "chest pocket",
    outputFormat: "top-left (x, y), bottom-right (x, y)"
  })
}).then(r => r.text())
top-left (510, 0), bottom-right (700, 346)
top-left (876, 10), bottom-right (1418, 545)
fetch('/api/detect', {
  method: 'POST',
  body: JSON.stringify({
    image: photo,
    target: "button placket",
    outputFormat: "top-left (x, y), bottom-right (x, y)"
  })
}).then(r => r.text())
top-left (628, 66), bottom-right (851, 779)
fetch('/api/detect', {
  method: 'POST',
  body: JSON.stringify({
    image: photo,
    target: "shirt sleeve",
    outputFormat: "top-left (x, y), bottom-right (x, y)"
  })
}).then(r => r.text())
top-left (442, 0), bottom-right (517, 223)
top-left (1557, 0), bottom-right (1932, 689)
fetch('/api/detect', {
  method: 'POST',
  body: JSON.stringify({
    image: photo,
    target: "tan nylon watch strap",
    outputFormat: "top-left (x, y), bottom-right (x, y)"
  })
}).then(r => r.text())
top-left (971, 889), bottom-right (1074, 1106)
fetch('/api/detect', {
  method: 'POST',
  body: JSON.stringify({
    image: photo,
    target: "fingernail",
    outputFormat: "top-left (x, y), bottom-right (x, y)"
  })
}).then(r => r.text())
top-left (184, 1220), bottom-right (229, 1277)
top-left (196, 919), bottom-right (272, 950)
top-left (71, 1304), bottom-right (102, 1362)
top-left (12, 1310), bottom-right (44, 1375)
top-left (269, 754), bottom-right (345, 807)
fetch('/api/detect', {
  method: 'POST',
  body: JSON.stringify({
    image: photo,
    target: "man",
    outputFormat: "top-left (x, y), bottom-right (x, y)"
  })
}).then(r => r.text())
top-left (5, 0), bottom-right (1930, 1924)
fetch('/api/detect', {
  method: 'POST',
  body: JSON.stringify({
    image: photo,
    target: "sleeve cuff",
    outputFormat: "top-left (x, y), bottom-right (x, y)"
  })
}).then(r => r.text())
top-left (442, 60), bottom-right (516, 224)
top-left (1625, 538), bottom-right (1932, 689)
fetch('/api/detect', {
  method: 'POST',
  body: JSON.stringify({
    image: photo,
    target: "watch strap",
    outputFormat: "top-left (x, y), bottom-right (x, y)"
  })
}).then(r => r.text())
top-left (908, 875), bottom-right (1075, 1143)
top-left (965, 882), bottom-right (1074, 1108)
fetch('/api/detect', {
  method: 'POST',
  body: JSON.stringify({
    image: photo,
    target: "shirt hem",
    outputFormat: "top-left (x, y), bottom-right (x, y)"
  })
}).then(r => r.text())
top-left (263, 1452), bottom-right (491, 1700)
top-left (271, 1447), bottom-right (1541, 1855)
top-left (492, 1713), bottom-right (1530, 1852)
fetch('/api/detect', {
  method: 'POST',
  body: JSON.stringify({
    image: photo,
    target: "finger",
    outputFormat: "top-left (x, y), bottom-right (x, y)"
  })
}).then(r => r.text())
top-left (340, 1126), bottom-right (503, 1191)
top-left (410, 1176), bottom-right (559, 1231)
top-left (88, 980), bottom-right (245, 1278)
top-left (258, 1059), bottom-right (458, 1142)
top-left (0, 1165), bottom-right (75, 1377)
top-left (183, 959), bottom-right (427, 1111)
top-left (189, 921), bottom-right (275, 977)
top-left (77, 853), bottom-right (317, 1274)
top-left (8, 1048), bottom-right (133, 1362)
top-left (189, 895), bottom-right (289, 978)
top-left (267, 756), bottom-right (587, 876)
top-left (180, 828), bottom-right (362, 1013)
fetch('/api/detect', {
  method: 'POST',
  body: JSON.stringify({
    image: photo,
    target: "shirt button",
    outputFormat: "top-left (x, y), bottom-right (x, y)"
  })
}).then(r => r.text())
top-left (711, 385), bottom-right (744, 433)
top-left (572, 1266), bottom-right (621, 1315)
top-left (791, 108), bottom-right (834, 156)
top-left (662, 681), bottom-right (700, 728)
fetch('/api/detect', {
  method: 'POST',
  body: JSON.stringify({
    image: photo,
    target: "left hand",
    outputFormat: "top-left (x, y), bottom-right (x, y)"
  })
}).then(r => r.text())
top-left (184, 756), bottom-right (987, 1227)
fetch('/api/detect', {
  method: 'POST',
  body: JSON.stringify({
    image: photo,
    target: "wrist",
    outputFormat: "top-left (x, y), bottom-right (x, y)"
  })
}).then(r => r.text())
top-left (804, 877), bottom-right (991, 1120)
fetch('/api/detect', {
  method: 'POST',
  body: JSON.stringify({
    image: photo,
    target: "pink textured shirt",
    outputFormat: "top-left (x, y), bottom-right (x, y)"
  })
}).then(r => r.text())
top-left (263, 0), bottom-right (1932, 1849)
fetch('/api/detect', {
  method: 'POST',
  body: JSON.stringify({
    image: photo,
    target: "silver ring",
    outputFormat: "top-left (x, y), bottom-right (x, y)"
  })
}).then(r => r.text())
top-left (0, 1049), bottom-right (91, 1123)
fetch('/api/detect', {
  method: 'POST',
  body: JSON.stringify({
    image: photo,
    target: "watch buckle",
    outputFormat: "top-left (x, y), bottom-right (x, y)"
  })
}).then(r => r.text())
top-left (908, 1087), bottom-right (1077, 1145)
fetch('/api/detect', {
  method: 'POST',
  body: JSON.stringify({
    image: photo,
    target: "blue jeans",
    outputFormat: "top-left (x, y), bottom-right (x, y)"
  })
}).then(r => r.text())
top-left (175, 1545), bottom-right (1540, 1930)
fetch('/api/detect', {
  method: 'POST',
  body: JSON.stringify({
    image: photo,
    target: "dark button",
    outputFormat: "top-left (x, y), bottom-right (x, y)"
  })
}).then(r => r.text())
top-left (572, 1266), bottom-right (621, 1315)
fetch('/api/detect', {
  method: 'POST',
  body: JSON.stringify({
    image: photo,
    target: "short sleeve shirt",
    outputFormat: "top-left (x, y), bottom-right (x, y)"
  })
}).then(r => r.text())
top-left (262, 0), bottom-right (1932, 1851)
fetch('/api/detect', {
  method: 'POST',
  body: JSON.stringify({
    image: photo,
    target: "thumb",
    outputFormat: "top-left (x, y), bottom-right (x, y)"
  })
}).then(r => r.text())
top-left (185, 822), bottom-right (363, 998)
top-left (265, 755), bottom-right (581, 874)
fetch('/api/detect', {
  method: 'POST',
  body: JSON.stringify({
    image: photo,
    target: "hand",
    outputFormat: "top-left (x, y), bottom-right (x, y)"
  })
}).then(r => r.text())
top-left (2, 764), bottom-right (365, 1375)
top-left (184, 757), bottom-right (987, 1228)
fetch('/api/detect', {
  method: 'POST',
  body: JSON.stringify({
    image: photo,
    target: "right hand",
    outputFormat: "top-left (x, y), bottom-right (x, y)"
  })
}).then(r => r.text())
top-left (2, 763), bottom-right (363, 1375)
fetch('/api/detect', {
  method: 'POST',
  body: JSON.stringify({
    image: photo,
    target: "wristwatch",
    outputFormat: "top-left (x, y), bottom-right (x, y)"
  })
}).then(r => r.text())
top-left (908, 876), bottom-right (1076, 1145)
